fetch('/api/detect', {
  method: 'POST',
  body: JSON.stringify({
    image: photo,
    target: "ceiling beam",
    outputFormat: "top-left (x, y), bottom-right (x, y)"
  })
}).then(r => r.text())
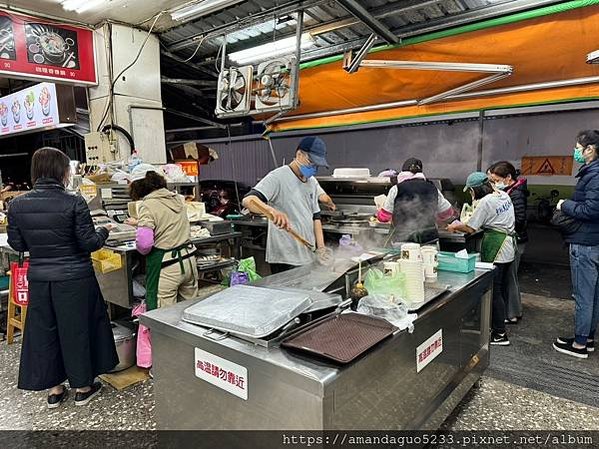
top-left (164, 108), bottom-right (226, 129)
top-left (334, 0), bottom-right (399, 44)
top-left (161, 49), bottom-right (219, 77)
top-left (209, 0), bottom-right (443, 59)
top-left (161, 77), bottom-right (217, 87)
top-left (165, 0), bottom-right (329, 52)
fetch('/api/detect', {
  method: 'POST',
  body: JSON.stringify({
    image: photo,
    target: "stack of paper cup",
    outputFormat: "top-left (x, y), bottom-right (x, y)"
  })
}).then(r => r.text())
top-left (400, 259), bottom-right (425, 303)
top-left (401, 243), bottom-right (422, 261)
top-left (421, 246), bottom-right (439, 283)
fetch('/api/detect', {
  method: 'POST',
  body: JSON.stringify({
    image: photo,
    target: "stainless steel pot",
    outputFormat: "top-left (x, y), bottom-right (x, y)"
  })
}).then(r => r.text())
top-left (109, 321), bottom-right (136, 373)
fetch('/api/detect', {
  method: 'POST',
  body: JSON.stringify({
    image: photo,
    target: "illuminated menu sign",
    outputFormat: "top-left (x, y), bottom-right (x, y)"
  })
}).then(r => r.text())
top-left (0, 11), bottom-right (96, 85)
top-left (0, 82), bottom-right (76, 137)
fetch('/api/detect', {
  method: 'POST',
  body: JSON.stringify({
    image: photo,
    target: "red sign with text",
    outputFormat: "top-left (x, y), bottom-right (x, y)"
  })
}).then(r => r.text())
top-left (0, 11), bottom-right (96, 85)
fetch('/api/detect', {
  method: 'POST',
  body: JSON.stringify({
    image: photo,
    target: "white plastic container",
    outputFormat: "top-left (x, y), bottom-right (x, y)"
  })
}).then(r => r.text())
top-left (332, 168), bottom-right (371, 178)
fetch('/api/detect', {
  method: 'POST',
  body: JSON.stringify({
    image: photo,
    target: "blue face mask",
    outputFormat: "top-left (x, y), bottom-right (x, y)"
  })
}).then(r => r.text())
top-left (494, 182), bottom-right (507, 190)
top-left (574, 147), bottom-right (586, 164)
top-left (299, 163), bottom-right (318, 179)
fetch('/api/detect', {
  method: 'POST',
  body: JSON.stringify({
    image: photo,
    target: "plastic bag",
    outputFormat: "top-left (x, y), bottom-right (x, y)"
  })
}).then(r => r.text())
top-left (132, 302), bottom-right (152, 368)
top-left (337, 234), bottom-right (363, 258)
top-left (231, 272), bottom-right (249, 286)
top-left (363, 268), bottom-right (406, 300)
top-left (10, 258), bottom-right (29, 306)
top-left (357, 294), bottom-right (416, 332)
top-left (161, 164), bottom-right (190, 183)
top-left (132, 279), bottom-right (146, 298)
top-left (237, 257), bottom-right (262, 282)
top-left (222, 257), bottom-right (262, 287)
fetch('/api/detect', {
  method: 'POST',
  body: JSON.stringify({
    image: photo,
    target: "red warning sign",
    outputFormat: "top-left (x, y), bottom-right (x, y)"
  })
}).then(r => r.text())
top-left (521, 156), bottom-right (573, 176)
top-left (536, 158), bottom-right (555, 175)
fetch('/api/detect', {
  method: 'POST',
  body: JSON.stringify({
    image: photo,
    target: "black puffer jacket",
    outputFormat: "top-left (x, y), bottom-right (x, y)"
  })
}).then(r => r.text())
top-left (506, 178), bottom-right (529, 244)
top-left (562, 160), bottom-right (599, 246)
top-left (7, 178), bottom-right (109, 282)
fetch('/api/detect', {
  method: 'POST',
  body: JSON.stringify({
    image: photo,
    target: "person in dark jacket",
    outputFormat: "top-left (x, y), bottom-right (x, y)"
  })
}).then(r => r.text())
top-left (7, 147), bottom-right (118, 408)
top-left (552, 130), bottom-right (599, 359)
top-left (488, 161), bottom-right (529, 324)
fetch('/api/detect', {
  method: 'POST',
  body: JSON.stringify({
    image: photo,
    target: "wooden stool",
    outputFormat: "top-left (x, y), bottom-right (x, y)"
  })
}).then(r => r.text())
top-left (6, 270), bottom-right (27, 344)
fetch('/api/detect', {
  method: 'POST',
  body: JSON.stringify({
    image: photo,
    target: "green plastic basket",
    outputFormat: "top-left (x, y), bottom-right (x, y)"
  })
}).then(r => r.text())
top-left (438, 251), bottom-right (477, 273)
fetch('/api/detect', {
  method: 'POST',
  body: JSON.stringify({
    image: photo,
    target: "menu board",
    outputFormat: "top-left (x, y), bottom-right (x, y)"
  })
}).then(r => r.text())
top-left (0, 82), bottom-right (61, 136)
top-left (0, 11), bottom-right (96, 85)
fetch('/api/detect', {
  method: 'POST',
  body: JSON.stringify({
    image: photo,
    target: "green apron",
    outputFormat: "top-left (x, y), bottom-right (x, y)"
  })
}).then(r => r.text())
top-left (481, 229), bottom-right (511, 263)
top-left (145, 243), bottom-right (196, 311)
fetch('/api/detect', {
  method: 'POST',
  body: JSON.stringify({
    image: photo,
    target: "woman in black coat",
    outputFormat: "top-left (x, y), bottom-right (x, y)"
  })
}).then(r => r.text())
top-left (488, 161), bottom-right (529, 323)
top-left (7, 147), bottom-right (118, 408)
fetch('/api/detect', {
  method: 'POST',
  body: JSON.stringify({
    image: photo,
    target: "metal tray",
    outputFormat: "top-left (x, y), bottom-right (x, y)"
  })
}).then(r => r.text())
top-left (267, 288), bottom-right (343, 313)
top-left (281, 312), bottom-right (398, 364)
top-left (182, 285), bottom-right (312, 338)
top-left (407, 285), bottom-right (450, 312)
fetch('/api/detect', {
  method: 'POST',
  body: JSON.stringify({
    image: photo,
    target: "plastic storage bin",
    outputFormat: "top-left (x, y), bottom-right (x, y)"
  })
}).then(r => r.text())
top-left (438, 251), bottom-right (477, 273)
top-left (92, 249), bottom-right (123, 274)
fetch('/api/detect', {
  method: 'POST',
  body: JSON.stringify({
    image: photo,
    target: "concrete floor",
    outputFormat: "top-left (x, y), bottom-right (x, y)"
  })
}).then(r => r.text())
top-left (1, 332), bottom-right (597, 431)
top-left (2, 275), bottom-right (599, 431)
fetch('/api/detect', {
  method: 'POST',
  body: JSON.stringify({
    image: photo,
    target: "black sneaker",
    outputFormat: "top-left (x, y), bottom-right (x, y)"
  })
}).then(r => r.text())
top-left (74, 382), bottom-right (102, 406)
top-left (47, 387), bottom-right (68, 409)
top-left (490, 332), bottom-right (510, 346)
top-left (557, 336), bottom-right (595, 353)
top-left (553, 340), bottom-right (588, 359)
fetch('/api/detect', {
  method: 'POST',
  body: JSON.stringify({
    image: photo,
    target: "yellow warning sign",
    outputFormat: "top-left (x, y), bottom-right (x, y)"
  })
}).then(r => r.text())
top-left (521, 156), bottom-right (573, 176)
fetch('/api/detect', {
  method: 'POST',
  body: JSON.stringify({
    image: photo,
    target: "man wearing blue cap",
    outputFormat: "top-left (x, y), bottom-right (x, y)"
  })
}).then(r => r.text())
top-left (243, 136), bottom-right (331, 273)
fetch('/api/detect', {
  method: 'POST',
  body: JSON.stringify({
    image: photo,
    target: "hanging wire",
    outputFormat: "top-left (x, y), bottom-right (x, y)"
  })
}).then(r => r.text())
top-left (182, 36), bottom-right (207, 63)
top-left (215, 39), bottom-right (226, 72)
top-left (97, 13), bottom-right (163, 131)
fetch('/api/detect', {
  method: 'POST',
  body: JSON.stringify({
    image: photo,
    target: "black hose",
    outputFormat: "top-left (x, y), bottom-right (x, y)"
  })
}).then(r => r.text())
top-left (101, 124), bottom-right (135, 154)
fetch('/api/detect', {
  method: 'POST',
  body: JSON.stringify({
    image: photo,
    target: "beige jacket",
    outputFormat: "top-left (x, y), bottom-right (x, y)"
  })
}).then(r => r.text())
top-left (138, 188), bottom-right (191, 250)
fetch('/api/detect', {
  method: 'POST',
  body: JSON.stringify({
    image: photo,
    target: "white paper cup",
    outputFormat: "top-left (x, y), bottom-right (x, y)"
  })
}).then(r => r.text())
top-left (383, 261), bottom-right (400, 276)
top-left (401, 243), bottom-right (422, 261)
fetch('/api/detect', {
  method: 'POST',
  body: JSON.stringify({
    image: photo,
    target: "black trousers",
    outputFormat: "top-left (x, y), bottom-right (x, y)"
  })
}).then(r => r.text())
top-left (492, 262), bottom-right (511, 334)
top-left (269, 263), bottom-right (295, 275)
top-left (18, 276), bottom-right (118, 390)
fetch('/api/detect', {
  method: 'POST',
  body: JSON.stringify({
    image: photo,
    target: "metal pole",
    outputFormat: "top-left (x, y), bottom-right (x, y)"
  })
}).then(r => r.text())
top-left (477, 111), bottom-right (484, 172)
top-left (292, 9), bottom-right (304, 110)
top-left (335, 0), bottom-right (399, 44)
top-left (267, 137), bottom-right (279, 168)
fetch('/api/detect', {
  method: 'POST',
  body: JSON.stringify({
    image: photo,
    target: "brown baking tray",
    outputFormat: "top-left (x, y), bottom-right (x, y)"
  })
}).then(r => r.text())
top-left (281, 312), bottom-right (398, 364)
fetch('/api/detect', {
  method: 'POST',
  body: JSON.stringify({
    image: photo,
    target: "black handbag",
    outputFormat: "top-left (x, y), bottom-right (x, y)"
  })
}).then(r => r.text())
top-left (550, 210), bottom-right (582, 235)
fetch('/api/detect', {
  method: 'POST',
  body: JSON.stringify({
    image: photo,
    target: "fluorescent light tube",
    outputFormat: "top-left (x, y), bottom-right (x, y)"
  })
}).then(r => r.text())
top-left (62, 0), bottom-right (105, 13)
top-left (229, 34), bottom-right (315, 65)
top-left (171, 0), bottom-right (245, 22)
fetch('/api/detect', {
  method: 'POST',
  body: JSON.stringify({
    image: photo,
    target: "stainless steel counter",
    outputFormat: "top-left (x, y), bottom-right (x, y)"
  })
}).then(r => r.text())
top-left (142, 265), bottom-right (493, 430)
top-left (0, 231), bottom-right (243, 309)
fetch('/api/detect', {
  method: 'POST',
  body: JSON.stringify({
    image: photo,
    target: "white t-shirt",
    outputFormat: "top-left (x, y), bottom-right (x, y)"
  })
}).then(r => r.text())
top-left (467, 191), bottom-right (516, 263)
top-left (254, 166), bottom-right (320, 266)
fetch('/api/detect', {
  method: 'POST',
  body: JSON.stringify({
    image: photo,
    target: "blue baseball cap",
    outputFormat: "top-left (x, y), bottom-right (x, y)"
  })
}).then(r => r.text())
top-left (463, 171), bottom-right (489, 192)
top-left (298, 136), bottom-right (329, 168)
